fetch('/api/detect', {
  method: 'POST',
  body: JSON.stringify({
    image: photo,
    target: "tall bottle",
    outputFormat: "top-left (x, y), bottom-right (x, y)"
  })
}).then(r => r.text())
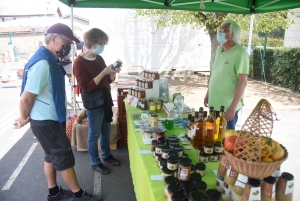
top-left (185, 114), bottom-right (192, 138)
top-left (188, 116), bottom-right (195, 142)
top-left (194, 111), bottom-right (199, 122)
top-left (214, 106), bottom-right (227, 142)
top-left (173, 93), bottom-right (184, 123)
top-left (204, 106), bottom-right (215, 144)
top-left (192, 107), bottom-right (205, 148)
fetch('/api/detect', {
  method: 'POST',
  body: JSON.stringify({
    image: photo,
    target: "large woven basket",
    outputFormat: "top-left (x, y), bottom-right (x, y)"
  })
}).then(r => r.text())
top-left (224, 99), bottom-right (288, 178)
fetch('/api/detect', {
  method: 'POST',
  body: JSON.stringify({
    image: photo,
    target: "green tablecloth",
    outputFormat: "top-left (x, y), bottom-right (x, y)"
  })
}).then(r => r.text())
top-left (125, 101), bottom-right (219, 201)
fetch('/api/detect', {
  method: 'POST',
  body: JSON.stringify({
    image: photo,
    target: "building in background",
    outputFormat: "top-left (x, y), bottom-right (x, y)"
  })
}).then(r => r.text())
top-left (284, 9), bottom-right (300, 47)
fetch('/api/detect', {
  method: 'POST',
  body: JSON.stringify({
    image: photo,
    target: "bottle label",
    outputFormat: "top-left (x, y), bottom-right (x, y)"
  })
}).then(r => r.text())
top-left (178, 167), bottom-right (188, 180)
top-left (235, 180), bottom-right (246, 189)
top-left (277, 178), bottom-right (294, 195)
top-left (217, 173), bottom-right (225, 181)
top-left (223, 182), bottom-right (233, 196)
top-left (261, 181), bottom-right (275, 198)
top-left (243, 185), bottom-right (261, 200)
top-left (226, 166), bottom-right (238, 178)
top-left (216, 178), bottom-right (224, 192)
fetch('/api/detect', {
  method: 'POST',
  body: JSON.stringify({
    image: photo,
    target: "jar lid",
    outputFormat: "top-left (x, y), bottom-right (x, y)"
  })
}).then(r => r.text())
top-left (204, 143), bottom-right (213, 147)
top-left (168, 183), bottom-right (181, 194)
top-left (205, 189), bottom-right (221, 200)
top-left (248, 178), bottom-right (261, 187)
top-left (169, 138), bottom-right (179, 143)
top-left (282, 172), bottom-right (294, 180)
top-left (214, 141), bottom-right (222, 146)
top-left (170, 141), bottom-right (180, 146)
top-left (168, 135), bottom-right (178, 140)
top-left (181, 153), bottom-right (189, 158)
top-left (157, 138), bottom-right (167, 144)
top-left (156, 129), bottom-right (166, 134)
top-left (167, 156), bottom-right (179, 163)
top-left (263, 176), bottom-right (276, 185)
top-left (190, 173), bottom-right (202, 182)
top-left (168, 150), bottom-right (179, 157)
top-left (162, 147), bottom-right (171, 153)
top-left (195, 181), bottom-right (207, 190)
top-left (164, 176), bottom-right (178, 185)
top-left (189, 191), bottom-right (205, 201)
top-left (173, 146), bottom-right (183, 152)
top-left (156, 143), bottom-right (164, 148)
top-left (195, 163), bottom-right (206, 170)
top-left (179, 158), bottom-right (192, 166)
top-left (162, 165), bottom-right (173, 174)
top-left (171, 191), bottom-right (186, 201)
top-left (181, 180), bottom-right (196, 191)
top-left (151, 113), bottom-right (158, 117)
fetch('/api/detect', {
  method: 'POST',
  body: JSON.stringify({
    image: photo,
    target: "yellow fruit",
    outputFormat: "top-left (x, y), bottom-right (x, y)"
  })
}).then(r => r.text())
top-left (262, 157), bottom-right (273, 163)
top-left (270, 141), bottom-right (285, 161)
top-left (225, 130), bottom-right (238, 138)
top-left (261, 136), bottom-right (274, 158)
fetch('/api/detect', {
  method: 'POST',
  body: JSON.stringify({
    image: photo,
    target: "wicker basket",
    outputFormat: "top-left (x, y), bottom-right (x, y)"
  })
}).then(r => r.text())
top-left (224, 99), bottom-right (288, 178)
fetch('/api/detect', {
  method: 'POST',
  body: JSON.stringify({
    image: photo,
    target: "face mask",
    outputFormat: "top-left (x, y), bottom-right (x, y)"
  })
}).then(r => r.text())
top-left (93, 45), bottom-right (104, 55)
top-left (217, 31), bottom-right (227, 45)
top-left (56, 44), bottom-right (71, 58)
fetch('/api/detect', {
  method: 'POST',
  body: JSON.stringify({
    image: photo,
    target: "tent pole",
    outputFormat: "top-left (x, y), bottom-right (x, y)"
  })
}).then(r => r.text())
top-left (247, 14), bottom-right (255, 55)
top-left (70, 2), bottom-right (77, 116)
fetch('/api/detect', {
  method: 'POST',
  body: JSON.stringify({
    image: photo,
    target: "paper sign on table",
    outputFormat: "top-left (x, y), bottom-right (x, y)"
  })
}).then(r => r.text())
top-left (180, 137), bottom-right (189, 142)
top-left (127, 94), bottom-right (138, 107)
top-left (183, 145), bottom-right (194, 150)
top-left (177, 133), bottom-right (185, 138)
top-left (150, 175), bottom-right (163, 181)
top-left (139, 150), bottom-right (152, 154)
top-left (181, 141), bottom-right (191, 145)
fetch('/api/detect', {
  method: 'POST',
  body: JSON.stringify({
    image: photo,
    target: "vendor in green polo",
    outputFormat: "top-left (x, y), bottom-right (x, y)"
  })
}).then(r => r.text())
top-left (204, 20), bottom-right (249, 130)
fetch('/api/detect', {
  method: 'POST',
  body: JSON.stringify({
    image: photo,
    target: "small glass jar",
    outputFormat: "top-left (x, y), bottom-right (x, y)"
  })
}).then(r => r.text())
top-left (173, 146), bottom-right (183, 158)
top-left (140, 98), bottom-right (147, 110)
top-left (205, 189), bottom-right (221, 201)
top-left (138, 79), bottom-right (143, 87)
top-left (132, 88), bottom-right (136, 97)
top-left (162, 165), bottom-right (173, 179)
top-left (155, 153), bottom-right (161, 163)
top-left (190, 173), bottom-right (202, 183)
top-left (167, 156), bottom-right (179, 171)
top-left (156, 129), bottom-right (166, 141)
top-left (149, 113), bottom-right (158, 128)
top-left (209, 153), bottom-right (218, 162)
top-left (214, 141), bottom-right (223, 154)
top-left (195, 163), bottom-right (206, 177)
top-left (135, 78), bottom-right (139, 86)
top-left (169, 141), bottom-right (180, 149)
top-left (157, 137), bottom-right (168, 147)
top-left (189, 191), bottom-right (205, 201)
top-left (147, 80), bottom-right (153, 88)
top-left (148, 71), bottom-right (153, 79)
top-left (156, 101), bottom-right (162, 113)
top-left (162, 147), bottom-right (171, 159)
top-left (164, 176), bottom-right (178, 197)
top-left (149, 101), bottom-right (157, 112)
top-left (178, 158), bottom-right (192, 181)
top-left (167, 184), bottom-right (181, 201)
top-left (142, 70), bottom-right (146, 78)
top-left (128, 87), bottom-right (133, 95)
top-left (181, 180), bottom-right (196, 197)
top-left (204, 143), bottom-right (213, 154)
top-left (153, 71), bottom-right (160, 80)
top-left (155, 142), bottom-right (164, 155)
top-left (261, 176), bottom-right (276, 201)
top-left (276, 172), bottom-right (294, 201)
top-left (138, 89), bottom-right (145, 98)
top-left (195, 180), bottom-right (207, 194)
top-left (197, 145), bottom-right (204, 155)
top-left (241, 178), bottom-right (261, 201)
top-left (159, 158), bottom-right (167, 169)
top-left (199, 153), bottom-right (209, 163)
top-left (168, 150), bottom-right (179, 158)
top-left (168, 135), bottom-right (178, 141)
top-left (134, 88), bottom-right (139, 97)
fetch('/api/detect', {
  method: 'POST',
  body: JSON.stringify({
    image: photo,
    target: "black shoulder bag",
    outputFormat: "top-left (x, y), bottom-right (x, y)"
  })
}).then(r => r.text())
top-left (80, 57), bottom-right (105, 110)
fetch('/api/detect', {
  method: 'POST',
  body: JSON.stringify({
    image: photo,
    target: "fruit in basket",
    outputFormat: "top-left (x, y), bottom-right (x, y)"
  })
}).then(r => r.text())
top-left (262, 157), bottom-right (273, 163)
top-left (224, 135), bottom-right (237, 153)
top-left (261, 136), bottom-right (274, 158)
top-left (225, 129), bottom-right (238, 138)
top-left (270, 141), bottom-right (285, 161)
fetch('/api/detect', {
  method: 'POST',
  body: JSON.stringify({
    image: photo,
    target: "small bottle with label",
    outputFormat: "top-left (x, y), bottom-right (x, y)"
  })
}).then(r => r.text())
top-left (223, 165), bottom-right (239, 201)
top-left (204, 106), bottom-right (215, 144)
top-left (215, 154), bottom-right (228, 193)
top-left (193, 108), bottom-right (205, 148)
top-left (241, 178), bottom-right (261, 201)
top-left (261, 176), bottom-right (276, 201)
top-left (232, 173), bottom-right (248, 201)
top-left (276, 172), bottom-right (294, 201)
top-left (214, 106), bottom-right (227, 142)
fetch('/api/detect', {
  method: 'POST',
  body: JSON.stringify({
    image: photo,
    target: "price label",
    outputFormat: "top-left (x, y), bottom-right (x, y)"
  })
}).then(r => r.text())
top-left (150, 175), bottom-right (163, 181)
top-left (139, 150), bottom-right (152, 154)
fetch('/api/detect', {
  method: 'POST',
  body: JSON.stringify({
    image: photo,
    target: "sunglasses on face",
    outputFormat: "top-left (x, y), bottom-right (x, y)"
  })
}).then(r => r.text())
top-left (56, 35), bottom-right (72, 46)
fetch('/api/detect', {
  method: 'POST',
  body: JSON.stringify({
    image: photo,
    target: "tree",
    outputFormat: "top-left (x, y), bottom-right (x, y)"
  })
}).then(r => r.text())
top-left (135, 10), bottom-right (298, 63)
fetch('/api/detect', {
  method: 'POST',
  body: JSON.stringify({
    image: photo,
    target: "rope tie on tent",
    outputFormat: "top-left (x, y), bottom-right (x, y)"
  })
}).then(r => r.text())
top-left (200, 0), bottom-right (205, 9)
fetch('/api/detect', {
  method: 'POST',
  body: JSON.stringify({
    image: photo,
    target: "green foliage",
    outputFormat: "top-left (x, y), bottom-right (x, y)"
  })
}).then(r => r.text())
top-left (253, 47), bottom-right (300, 91)
top-left (240, 37), bottom-right (284, 47)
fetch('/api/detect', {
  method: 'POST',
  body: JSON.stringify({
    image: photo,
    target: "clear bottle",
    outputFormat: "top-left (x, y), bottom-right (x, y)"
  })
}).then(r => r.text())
top-left (276, 172), bottom-right (294, 201)
top-left (214, 106), bottom-right (227, 142)
top-left (215, 154), bottom-right (228, 193)
top-left (223, 165), bottom-right (239, 201)
top-left (193, 109), bottom-right (205, 148)
top-left (173, 93), bottom-right (184, 123)
top-left (204, 106), bottom-right (215, 144)
top-left (161, 92), bottom-right (168, 103)
top-left (232, 173), bottom-right (248, 201)
top-left (241, 178), bottom-right (261, 201)
top-left (261, 176), bottom-right (276, 201)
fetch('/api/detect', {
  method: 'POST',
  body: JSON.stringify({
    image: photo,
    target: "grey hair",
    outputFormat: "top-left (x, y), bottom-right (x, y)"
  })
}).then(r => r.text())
top-left (44, 33), bottom-right (63, 45)
top-left (221, 20), bottom-right (241, 44)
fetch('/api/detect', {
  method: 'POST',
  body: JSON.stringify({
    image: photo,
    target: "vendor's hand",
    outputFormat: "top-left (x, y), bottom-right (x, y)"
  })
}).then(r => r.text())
top-left (204, 93), bottom-right (208, 107)
top-left (224, 106), bottom-right (236, 122)
top-left (102, 65), bottom-right (117, 75)
top-left (13, 116), bottom-right (30, 129)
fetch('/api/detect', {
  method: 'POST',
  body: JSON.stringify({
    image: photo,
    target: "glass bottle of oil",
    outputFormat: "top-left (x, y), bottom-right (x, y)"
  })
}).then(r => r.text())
top-left (194, 111), bottom-right (199, 122)
top-left (188, 116), bottom-right (195, 141)
top-left (214, 106), bottom-right (227, 142)
top-left (204, 106), bottom-right (215, 144)
top-left (192, 108), bottom-right (205, 148)
top-left (185, 114), bottom-right (192, 138)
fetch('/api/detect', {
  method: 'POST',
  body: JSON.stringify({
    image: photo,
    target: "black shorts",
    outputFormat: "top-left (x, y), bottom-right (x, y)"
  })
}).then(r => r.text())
top-left (30, 120), bottom-right (75, 171)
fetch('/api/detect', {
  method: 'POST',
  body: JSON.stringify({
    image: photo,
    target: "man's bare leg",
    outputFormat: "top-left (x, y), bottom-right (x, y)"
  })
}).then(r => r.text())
top-left (61, 167), bottom-right (81, 193)
top-left (44, 162), bottom-right (57, 188)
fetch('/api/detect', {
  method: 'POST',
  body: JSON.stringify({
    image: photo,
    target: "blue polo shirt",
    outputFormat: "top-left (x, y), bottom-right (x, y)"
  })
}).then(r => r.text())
top-left (24, 60), bottom-right (66, 121)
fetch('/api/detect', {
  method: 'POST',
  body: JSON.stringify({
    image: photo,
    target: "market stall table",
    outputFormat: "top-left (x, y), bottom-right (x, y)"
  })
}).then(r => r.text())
top-left (125, 101), bottom-right (219, 201)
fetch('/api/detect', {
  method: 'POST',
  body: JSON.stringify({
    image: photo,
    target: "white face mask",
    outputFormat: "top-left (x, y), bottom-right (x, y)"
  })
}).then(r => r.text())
top-left (217, 31), bottom-right (227, 45)
top-left (93, 45), bottom-right (104, 55)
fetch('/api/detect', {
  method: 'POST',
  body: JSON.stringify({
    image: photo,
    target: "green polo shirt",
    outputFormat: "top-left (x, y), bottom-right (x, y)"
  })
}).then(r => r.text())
top-left (208, 44), bottom-right (249, 111)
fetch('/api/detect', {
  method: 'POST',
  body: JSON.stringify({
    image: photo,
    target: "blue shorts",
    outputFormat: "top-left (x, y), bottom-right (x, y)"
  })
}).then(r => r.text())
top-left (30, 120), bottom-right (75, 171)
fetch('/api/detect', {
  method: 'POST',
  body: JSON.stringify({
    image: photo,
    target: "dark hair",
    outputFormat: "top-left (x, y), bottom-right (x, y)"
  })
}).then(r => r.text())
top-left (83, 28), bottom-right (108, 49)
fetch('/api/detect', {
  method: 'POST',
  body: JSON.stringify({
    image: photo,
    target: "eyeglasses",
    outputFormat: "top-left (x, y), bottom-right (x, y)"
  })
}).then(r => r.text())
top-left (56, 35), bottom-right (72, 46)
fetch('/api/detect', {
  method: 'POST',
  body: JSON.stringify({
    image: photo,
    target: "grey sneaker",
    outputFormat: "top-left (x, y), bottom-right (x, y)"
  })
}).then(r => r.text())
top-left (73, 190), bottom-right (94, 201)
top-left (47, 185), bottom-right (73, 201)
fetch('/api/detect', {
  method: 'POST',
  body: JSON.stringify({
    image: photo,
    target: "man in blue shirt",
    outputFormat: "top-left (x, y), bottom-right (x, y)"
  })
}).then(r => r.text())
top-left (14, 23), bottom-right (95, 201)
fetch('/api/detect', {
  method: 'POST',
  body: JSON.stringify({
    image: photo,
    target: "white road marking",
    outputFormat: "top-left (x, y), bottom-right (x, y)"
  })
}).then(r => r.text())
top-left (93, 171), bottom-right (101, 195)
top-left (2, 142), bottom-right (38, 191)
